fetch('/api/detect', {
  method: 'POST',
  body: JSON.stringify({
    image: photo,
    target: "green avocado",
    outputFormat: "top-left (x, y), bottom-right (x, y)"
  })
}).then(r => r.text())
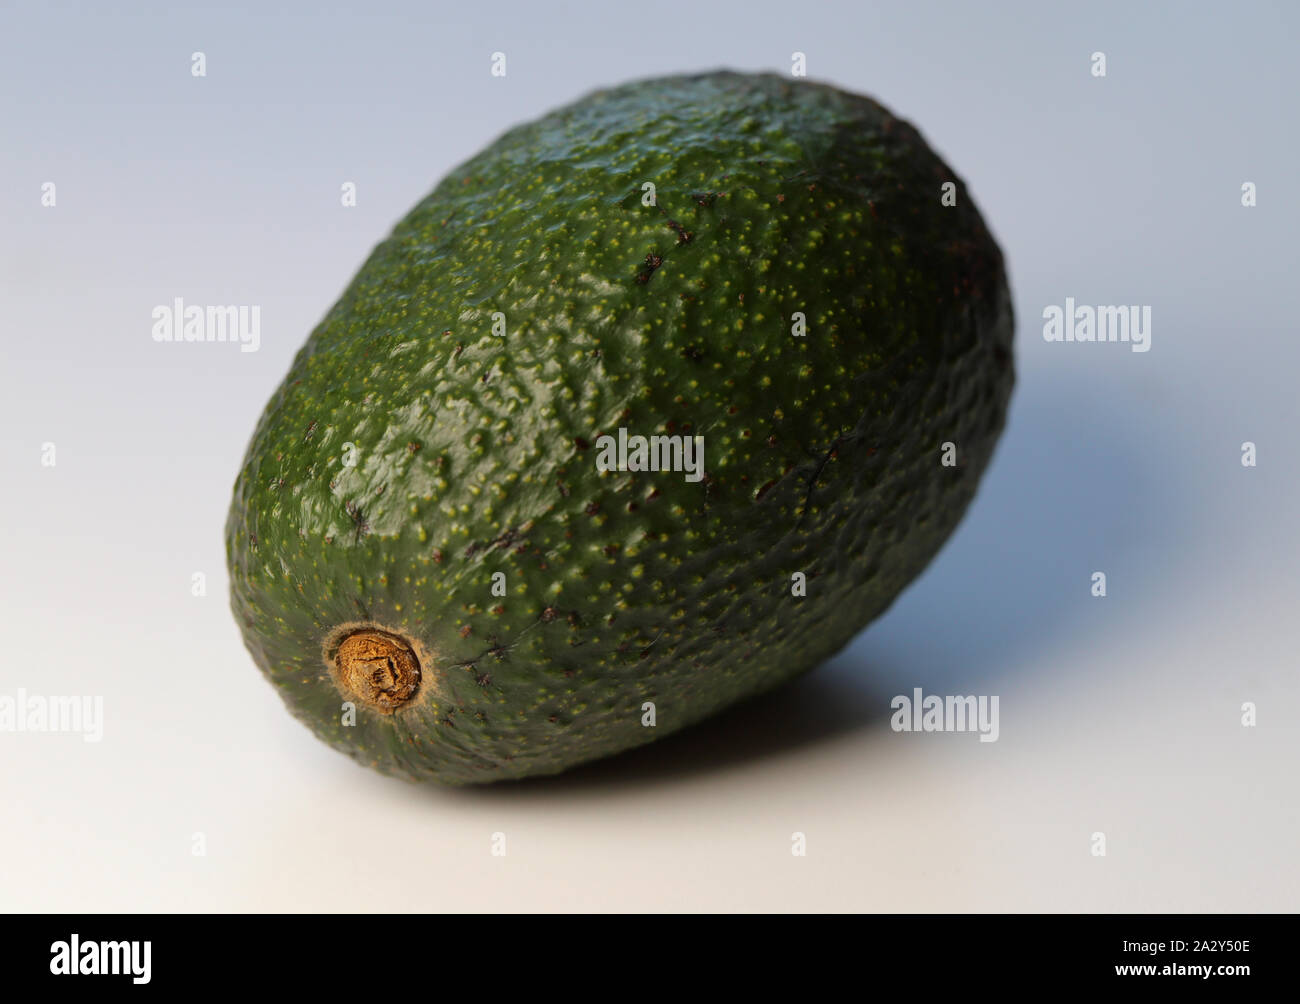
top-left (225, 70), bottom-right (1014, 784)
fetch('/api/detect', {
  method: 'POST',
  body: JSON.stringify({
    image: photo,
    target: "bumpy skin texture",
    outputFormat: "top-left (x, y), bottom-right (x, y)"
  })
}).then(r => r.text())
top-left (226, 71), bottom-right (1014, 784)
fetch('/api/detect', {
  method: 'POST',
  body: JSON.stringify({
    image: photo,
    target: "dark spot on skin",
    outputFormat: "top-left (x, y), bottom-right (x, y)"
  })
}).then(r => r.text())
top-left (432, 548), bottom-right (443, 563)
top-left (681, 345), bottom-right (704, 362)
top-left (666, 220), bottom-right (693, 244)
top-left (541, 606), bottom-right (558, 623)
top-left (470, 525), bottom-right (524, 553)
top-left (459, 625), bottom-right (472, 639)
top-left (567, 611), bottom-right (581, 627)
top-left (756, 479), bottom-right (778, 501)
top-left (304, 421), bottom-right (318, 441)
top-left (691, 191), bottom-right (717, 208)
top-left (407, 441), bottom-right (421, 454)
top-left (584, 501), bottom-right (600, 516)
top-left (491, 605), bottom-right (505, 615)
top-left (547, 715), bottom-right (559, 724)
top-left (603, 544), bottom-right (620, 556)
top-left (344, 500), bottom-right (370, 540)
top-left (573, 437), bottom-right (590, 451)
top-left (475, 673), bottom-right (492, 687)
top-left (557, 480), bottom-right (571, 498)
top-left (635, 252), bottom-right (663, 284)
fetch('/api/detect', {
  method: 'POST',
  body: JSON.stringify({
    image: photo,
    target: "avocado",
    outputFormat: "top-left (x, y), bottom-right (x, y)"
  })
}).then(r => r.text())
top-left (225, 70), bottom-right (1014, 784)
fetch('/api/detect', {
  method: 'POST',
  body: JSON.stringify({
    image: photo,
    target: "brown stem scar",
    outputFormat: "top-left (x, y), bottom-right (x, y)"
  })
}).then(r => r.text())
top-left (334, 629), bottom-right (422, 713)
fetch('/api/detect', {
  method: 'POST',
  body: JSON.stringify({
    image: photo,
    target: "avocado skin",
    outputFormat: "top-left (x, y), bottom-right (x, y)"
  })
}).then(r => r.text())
top-left (226, 71), bottom-right (1014, 784)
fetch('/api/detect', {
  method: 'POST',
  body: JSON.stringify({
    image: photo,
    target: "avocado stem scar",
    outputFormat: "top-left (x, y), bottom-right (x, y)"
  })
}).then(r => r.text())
top-left (334, 628), bottom-right (422, 713)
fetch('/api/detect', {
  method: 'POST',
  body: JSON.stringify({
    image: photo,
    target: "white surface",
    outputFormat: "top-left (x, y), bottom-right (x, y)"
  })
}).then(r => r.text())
top-left (2, 0), bottom-right (1297, 911)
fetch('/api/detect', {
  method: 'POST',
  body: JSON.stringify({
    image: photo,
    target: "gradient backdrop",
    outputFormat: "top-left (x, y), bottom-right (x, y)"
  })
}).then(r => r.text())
top-left (2, 0), bottom-right (1297, 911)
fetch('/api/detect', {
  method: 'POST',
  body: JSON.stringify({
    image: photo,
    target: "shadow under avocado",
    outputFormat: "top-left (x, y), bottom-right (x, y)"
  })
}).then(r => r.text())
top-left (862, 365), bottom-right (1196, 697)
top-left (440, 368), bottom-right (1194, 796)
top-left (448, 653), bottom-right (901, 797)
